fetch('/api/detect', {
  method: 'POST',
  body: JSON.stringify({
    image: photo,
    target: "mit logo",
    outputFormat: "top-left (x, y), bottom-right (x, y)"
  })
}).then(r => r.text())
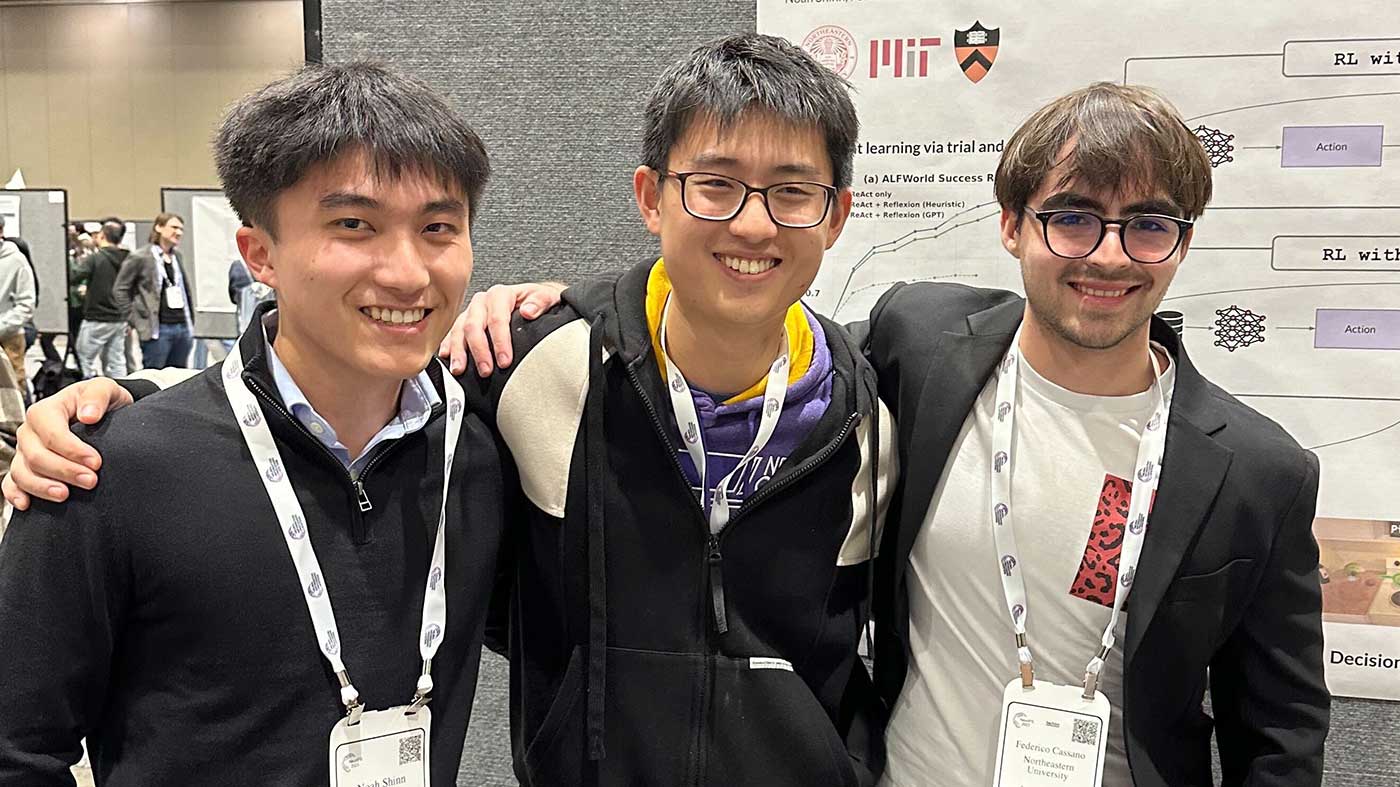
top-left (870, 37), bottom-right (942, 78)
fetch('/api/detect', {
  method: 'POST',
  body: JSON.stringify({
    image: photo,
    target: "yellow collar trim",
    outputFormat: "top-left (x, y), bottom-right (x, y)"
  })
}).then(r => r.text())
top-left (644, 258), bottom-right (813, 404)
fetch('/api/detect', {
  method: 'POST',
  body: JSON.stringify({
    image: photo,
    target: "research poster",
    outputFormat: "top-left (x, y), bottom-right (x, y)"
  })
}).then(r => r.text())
top-left (191, 195), bottom-right (243, 314)
top-left (758, 1), bottom-right (1400, 700)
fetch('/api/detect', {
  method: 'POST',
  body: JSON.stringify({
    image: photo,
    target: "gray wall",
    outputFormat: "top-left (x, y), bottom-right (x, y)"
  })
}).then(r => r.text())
top-left (2, 189), bottom-right (69, 334)
top-left (320, 2), bottom-right (1398, 785)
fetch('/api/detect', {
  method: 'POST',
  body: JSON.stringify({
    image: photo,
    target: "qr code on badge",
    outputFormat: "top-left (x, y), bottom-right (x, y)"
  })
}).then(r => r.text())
top-left (1072, 718), bottom-right (1100, 745)
top-left (399, 732), bottom-right (424, 765)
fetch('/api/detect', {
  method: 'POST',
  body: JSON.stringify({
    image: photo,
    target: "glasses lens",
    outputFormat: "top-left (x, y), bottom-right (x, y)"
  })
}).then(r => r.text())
top-left (1043, 211), bottom-right (1102, 257)
top-left (681, 174), bottom-right (745, 220)
top-left (767, 183), bottom-right (830, 228)
top-left (1122, 215), bottom-right (1182, 263)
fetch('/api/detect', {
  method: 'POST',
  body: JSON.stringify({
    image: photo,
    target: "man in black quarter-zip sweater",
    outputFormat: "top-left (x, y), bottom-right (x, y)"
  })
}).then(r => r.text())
top-left (0, 62), bottom-right (509, 785)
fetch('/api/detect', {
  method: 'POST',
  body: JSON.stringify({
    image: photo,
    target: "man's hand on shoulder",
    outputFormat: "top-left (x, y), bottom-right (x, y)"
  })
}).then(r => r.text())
top-left (439, 282), bottom-right (566, 377)
top-left (2, 378), bottom-right (133, 510)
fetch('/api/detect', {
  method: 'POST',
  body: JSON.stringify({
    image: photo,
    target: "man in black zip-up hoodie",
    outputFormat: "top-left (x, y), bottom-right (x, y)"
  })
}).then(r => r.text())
top-left (458, 35), bottom-right (897, 785)
top-left (0, 63), bottom-right (509, 785)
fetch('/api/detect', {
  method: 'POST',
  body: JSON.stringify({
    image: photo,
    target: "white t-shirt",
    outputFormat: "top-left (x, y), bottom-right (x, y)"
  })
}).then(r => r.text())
top-left (882, 349), bottom-right (1175, 787)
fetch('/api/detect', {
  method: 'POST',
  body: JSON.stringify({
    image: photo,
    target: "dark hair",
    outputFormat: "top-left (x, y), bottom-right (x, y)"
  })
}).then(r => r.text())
top-left (149, 212), bottom-right (183, 244)
top-left (641, 34), bottom-right (859, 189)
top-left (100, 217), bottom-right (126, 245)
top-left (214, 62), bottom-right (491, 236)
top-left (995, 82), bottom-right (1213, 220)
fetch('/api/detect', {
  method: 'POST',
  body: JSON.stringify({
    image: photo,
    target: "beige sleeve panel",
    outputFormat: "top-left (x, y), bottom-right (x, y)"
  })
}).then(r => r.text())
top-left (837, 399), bottom-right (899, 566)
top-left (124, 367), bottom-right (200, 389)
top-left (495, 318), bottom-right (592, 518)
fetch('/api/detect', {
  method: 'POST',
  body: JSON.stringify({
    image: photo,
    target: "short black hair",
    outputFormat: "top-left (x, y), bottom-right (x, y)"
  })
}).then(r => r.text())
top-left (99, 217), bottom-right (125, 245)
top-left (641, 34), bottom-right (859, 189)
top-left (214, 62), bottom-right (490, 236)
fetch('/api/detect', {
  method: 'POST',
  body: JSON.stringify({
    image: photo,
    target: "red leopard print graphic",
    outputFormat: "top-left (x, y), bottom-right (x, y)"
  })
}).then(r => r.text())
top-left (1070, 474), bottom-right (1157, 607)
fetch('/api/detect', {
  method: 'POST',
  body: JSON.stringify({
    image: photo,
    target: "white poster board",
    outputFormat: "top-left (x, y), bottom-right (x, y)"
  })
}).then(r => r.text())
top-left (759, 2), bottom-right (1400, 700)
top-left (190, 195), bottom-right (242, 314)
top-left (0, 194), bottom-right (19, 240)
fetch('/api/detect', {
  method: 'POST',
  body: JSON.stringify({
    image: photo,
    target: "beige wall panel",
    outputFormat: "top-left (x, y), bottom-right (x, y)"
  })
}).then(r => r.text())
top-left (45, 7), bottom-right (95, 215)
top-left (2, 7), bottom-right (54, 187)
top-left (0, 1), bottom-right (302, 219)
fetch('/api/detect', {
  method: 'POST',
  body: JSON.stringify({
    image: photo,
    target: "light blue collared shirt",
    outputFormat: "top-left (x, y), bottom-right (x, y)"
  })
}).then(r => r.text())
top-left (264, 338), bottom-right (440, 477)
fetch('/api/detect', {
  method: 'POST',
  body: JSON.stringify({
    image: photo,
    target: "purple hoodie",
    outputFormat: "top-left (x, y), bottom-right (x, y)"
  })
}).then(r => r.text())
top-left (671, 307), bottom-right (835, 515)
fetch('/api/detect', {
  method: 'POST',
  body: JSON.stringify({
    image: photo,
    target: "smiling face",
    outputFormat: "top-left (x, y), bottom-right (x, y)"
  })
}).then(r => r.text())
top-left (237, 147), bottom-right (472, 385)
top-left (1001, 145), bottom-right (1192, 352)
top-left (635, 111), bottom-right (851, 334)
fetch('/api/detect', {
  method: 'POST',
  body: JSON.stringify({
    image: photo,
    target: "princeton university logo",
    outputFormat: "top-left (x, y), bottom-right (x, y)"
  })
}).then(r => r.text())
top-left (265, 458), bottom-right (285, 483)
top-left (953, 21), bottom-right (1000, 84)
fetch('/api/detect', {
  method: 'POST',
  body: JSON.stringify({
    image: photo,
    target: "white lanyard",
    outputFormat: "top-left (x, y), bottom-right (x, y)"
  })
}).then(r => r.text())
top-left (658, 295), bottom-right (789, 534)
top-left (153, 246), bottom-right (180, 287)
top-left (989, 325), bottom-right (1169, 697)
top-left (222, 341), bottom-right (465, 722)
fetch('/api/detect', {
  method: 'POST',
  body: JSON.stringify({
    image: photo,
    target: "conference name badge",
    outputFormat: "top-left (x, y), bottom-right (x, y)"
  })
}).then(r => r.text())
top-left (164, 286), bottom-right (186, 311)
top-left (328, 706), bottom-right (431, 787)
top-left (993, 680), bottom-right (1109, 787)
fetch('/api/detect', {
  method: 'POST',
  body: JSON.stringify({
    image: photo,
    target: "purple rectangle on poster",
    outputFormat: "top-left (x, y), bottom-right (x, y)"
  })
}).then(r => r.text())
top-left (1314, 309), bottom-right (1400, 349)
top-left (1282, 125), bottom-right (1384, 167)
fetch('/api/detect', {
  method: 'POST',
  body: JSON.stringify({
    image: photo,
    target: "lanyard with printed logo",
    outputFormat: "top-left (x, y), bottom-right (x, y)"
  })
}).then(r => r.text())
top-left (659, 294), bottom-right (789, 534)
top-left (221, 340), bottom-right (464, 722)
top-left (989, 324), bottom-right (1170, 697)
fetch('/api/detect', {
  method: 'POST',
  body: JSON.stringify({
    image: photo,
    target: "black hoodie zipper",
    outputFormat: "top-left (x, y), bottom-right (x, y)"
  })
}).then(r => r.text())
top-left (626, 359), bottom-right (867, 786)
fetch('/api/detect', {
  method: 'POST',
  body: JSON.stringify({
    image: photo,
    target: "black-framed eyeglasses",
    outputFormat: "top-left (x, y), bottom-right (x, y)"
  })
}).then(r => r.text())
top-left (661, 170), bottom-right (837, 229)
top-left (1025, 207), bottom-right (1193, 264)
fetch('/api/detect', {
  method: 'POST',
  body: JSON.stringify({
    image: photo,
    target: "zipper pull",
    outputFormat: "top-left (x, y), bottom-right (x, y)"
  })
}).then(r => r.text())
top-left (707, 535), bottom-right (728, 635)
top-left (354, 480), bottom-right (373, 512)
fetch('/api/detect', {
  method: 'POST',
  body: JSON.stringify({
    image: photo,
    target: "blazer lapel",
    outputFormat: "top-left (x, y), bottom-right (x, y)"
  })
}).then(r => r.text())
top-left (1124, 321), bottom-right (1233, 661)
top-left (892, 300), bottom-right (1024, 609)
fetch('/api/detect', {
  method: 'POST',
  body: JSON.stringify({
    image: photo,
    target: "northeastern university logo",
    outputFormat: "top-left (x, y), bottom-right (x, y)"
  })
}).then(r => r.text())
top-left (954, 21), bottom-right (1000, 83)
top-left (803, 25), bottom-right (858, 78)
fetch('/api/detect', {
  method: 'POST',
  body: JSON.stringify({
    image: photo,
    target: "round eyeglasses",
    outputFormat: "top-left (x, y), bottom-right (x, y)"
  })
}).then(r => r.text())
top-left (663, 170), bottom-right (837, 229)
top-left (1026, 208), bottom-right (1193, 264)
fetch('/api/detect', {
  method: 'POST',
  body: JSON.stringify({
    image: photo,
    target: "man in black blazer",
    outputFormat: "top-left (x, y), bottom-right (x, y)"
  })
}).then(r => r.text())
top-left (859, 84), bottom-right (1327, 786)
